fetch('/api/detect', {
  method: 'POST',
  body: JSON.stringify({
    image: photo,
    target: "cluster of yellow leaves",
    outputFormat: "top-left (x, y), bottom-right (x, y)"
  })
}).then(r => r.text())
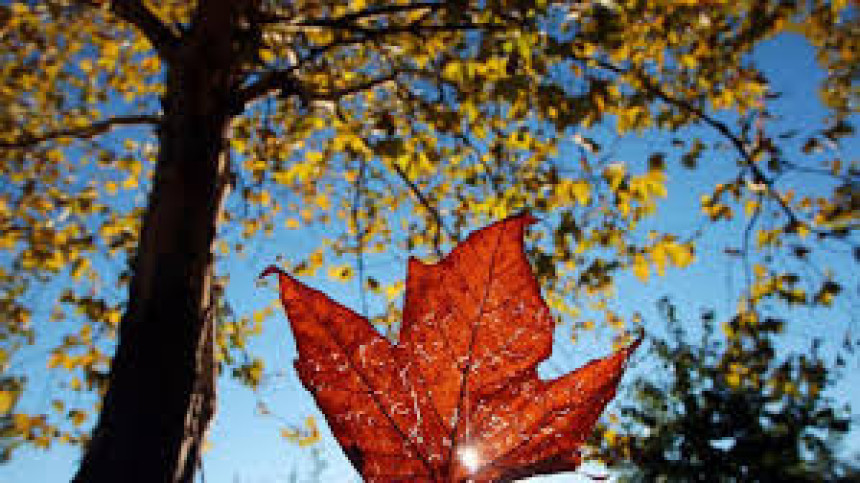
top-left (632, 237), bottom-right (695, 282)
top-left (280, 416), bottom-right (321, 447)
top-left (0, 1), bottom-right (167, 457)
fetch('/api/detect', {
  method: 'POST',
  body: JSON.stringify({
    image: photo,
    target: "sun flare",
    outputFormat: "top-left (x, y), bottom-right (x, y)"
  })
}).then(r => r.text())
top-left (457, 444), bottom-right (482, 474)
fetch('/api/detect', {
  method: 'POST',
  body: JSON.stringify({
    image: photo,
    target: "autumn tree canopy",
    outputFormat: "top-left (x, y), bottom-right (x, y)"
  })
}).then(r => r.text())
top-left (0, 0), bottom-right (858, 481)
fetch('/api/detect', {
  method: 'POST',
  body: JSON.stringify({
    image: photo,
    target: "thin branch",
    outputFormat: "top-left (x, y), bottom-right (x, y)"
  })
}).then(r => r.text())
top-left (236, 35), bottom-right (368, 104)
top-left (302, 74), bottom-right (397, 101)
top-left (742, 194), bottom-right (764, 291)
top-left (389, 161), bottom-right (455, 256)
top-left (0, 114), bottom-right (161, 149)
top-left (239, 4), bottom-right (509, 106)
top-left (262, 2), bottom-right (445, 25)
top-left (238, 70), bottom-right (299, 105)
top-left (352, 156), bottom-right (369, 317)
top-left (293, 21), bottom-right (506, 36)
top-left (239, 69), bottom-right (396, 106)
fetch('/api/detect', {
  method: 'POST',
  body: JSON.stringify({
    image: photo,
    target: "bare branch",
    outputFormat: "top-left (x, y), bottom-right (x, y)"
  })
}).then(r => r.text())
top-left (0, 114), bottom-right (161, 149)
top-left (389, 161), bottom-right (456, 255)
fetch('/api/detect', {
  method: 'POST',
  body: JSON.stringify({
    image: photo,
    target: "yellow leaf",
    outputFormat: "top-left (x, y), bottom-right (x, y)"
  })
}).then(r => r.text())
top-left (315, 193), bottom-right (330, 211)
top-left (47, 352), bottom-right (64, 369)
top-left (106, 310), bottom-right (121, 327)
top-left (632, 254), bottom-right (649, 281)
top-left (328, 264), bottom-right (354, 282)
top-left (301, 208), bottom-right (314, 223)
top-left (604, 429), bottom-right (618, 445)
top-left (603, 163), bottom-right (626, 191)
top-left (665, 242), bottom-right (694, 268)
top-left (308, 251), bottom-right (324, 268)
top-left (299, 416), bottom-right (321, 447)
top-left (796, 223), bottom-right (810, 238)
top-left (71, 258), bottom-right (89, 280)
top-left (102, 41), bottom-right (120, 60)
top-left (680, 54), bottom-right (698, 70)
top-left (651, 243), bottom-right (668, 277)
top-left (726, 372), bottom-right (741, 388)
top-left (70, 410), bottom-right (87, 426)
top-left (12, 413), bottom-right (31, 433)
top-left (384, 281), bottom-right (404, 300)
top-left (0, 390), bottom-right (16, 414)
top-left (259, 48), bottom-right (276, 64)
top-left (258, 190), bottom-right (271, 207)
top-left (570, 180), bottom-right (591, 206)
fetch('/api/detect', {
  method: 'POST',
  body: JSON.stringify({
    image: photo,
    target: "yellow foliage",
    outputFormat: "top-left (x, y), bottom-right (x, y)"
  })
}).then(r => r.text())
top-left (0, 390), bottom-right (15, 414)
top-left (280, 416), bottom-right (321, 447)
top-left (327, 264), bottom-right (354, 282)
top-left (725, 372), bottom-right (741, 388)
top-left (632, 253), bottom-right (649, 281)
top-left (1, 0), bottom-right (856, 461)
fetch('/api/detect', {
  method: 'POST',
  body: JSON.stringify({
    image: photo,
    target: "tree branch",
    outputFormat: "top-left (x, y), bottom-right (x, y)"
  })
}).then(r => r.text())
top-left (78, 0), bottom-right (180, 60)
top-left (302, 74), bottom-right (398, 101)
top-left (236, 33), bottom-right (377, 105)
top-left (238, 3), bottom-right (507, 106)
top-left (261, 2), bottom-right (445, 25)
top-left (293, 21), bottom-right (506, 36)
top-left (109, 0), bottom-right (180, 59)
top-left (237, 70), bottom-right (296, 105)
top-left (389, 161), bottom-right (456, 255)
top-left (0, 114), bottom-right (161, 149)
top-left (593, 59), bottom-right (805, 229)
top-left (238, 68), bottom-right (397, 106)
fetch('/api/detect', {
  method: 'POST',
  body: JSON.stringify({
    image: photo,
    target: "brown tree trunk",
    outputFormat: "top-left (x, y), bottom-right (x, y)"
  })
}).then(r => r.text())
top-left (73, 81), bottom-right (228, 483)
top-left (73, 2), bottom-right (256, 481)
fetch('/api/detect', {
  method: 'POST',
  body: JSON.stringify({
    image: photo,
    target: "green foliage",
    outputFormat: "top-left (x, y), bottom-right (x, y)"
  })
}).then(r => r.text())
top-left (591, 298), bottom-right (856, 481)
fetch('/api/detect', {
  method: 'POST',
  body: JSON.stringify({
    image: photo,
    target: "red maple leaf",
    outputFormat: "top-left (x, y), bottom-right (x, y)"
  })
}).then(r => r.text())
top-left (262, 214), bottom-right (641, 482)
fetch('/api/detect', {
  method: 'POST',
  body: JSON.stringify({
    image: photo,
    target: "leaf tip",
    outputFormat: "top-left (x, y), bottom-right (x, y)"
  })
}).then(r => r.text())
top-left (260, 264), bottom-right (286, 280)
top-left (623, 327), bottom-right (646, 356)
top-left (512, 209), bottom-right (538, 226)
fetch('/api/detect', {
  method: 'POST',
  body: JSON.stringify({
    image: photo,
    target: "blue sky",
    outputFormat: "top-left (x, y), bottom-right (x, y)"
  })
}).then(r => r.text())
top-left (2, 25), bottom-right (859, 483)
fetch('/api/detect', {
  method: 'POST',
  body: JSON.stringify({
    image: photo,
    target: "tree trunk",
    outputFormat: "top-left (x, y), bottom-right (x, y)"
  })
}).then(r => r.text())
top-left (73, 3), bottom-right (254, 480)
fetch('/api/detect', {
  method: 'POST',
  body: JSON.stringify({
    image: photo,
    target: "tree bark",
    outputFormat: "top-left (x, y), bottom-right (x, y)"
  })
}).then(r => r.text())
top-left (74, 2), bottom-right (256, 481)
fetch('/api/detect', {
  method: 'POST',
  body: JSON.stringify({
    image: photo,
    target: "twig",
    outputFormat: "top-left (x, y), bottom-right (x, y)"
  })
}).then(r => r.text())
top-left (301, 74), bottom-right (397, 101)
top-left (593, 59), bottom-right (805, 229)
top-left (389, 161), bottom-right (454, 256)
top-left (260, 2), bottom-right (445, 25)
top-left (0, 114), bottom-right (161, 149)
top-left (352, 157), bottom-right (369, 317)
